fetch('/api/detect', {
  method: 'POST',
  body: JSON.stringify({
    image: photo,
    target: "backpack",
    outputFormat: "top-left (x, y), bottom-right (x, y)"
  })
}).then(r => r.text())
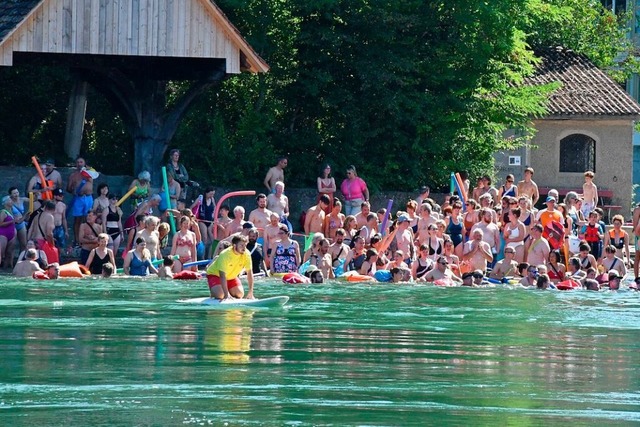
top-left (25, 206), bottom-right (44, 233)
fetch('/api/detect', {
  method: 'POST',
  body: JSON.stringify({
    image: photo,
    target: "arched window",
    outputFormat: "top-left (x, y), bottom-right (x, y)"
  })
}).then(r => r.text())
top-left (559, 134), bottom-right (596, 173)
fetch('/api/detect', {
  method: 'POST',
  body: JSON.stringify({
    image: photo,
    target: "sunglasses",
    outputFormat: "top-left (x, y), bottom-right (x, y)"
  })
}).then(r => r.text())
top-left (439, 261), bottom-right (448, 266)
top-left (472, 273), bottom-right (483, 279)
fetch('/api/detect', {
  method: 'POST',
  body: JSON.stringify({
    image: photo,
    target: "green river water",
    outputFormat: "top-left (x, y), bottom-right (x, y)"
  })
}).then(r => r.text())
top-left (0, 277), bottom-right (638, 426)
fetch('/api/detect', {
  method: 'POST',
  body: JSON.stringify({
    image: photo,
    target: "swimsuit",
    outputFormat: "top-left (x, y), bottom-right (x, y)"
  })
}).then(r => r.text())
top-left (199, 199), bottom-right (215, 222)
top-left (445, 218), bottom-right (463, 247)
top-left (463, 214), bottom-right (475, 238)
top-left (88, 249), bottom-right (110, 275)
top-left (350, 252), bottom-right (366, 271)
top-left (415, 257), bottom-right (432, 279)
top-left (12, 202), bottom-right (26, 231)
top-left (175, 233), bottom-right (194, 263)
top-left (0, 209), bottom-right (16, 241)
top-left (548, 264), bottom-right (562, 281)
top-left (501, 185), bottom-right (516, 198)
top-left (427, 238), bottom-right (442, 257)
top-left (505, 225), bottom-right (523, 250)
top-left (106, 206), bottom-right (121, 239)
top-left (129, 252), bottom-right (152, 276)
top-left (273, 242), bottom-right (298, 273)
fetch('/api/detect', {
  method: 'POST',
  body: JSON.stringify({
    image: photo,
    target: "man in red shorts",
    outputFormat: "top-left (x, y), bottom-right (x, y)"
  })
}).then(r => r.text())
top-left (206, 235), bottom-right (255, 300)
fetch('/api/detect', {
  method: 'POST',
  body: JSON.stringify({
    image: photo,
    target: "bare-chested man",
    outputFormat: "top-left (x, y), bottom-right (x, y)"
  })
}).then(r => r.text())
top-left (264, 213), bottom-right (281, 262)
top-left (313, 238), bottom-right (335, 279)
top-left (263, 157), bottom-right (287, 193)
top-left (525, 224), bottom-right (550, 267)
top-left (27, 201), bottom-right (56, 257)
top-left (27, 159), bottom-right (63, 201)
top-left (66, 157), bottom-right (95, 244)
top-left (226, 206), bottom-right (246, 237)
top-left (213, 205), bottom-right (232, 239)
top-left (517, 167), bottom-right (539, 206)
top-left (304, 195), bottom-right (329, 235)
top-left (266, 181), bottom-right (289, 220)
top-left (395, 214), bottom-right (415, 265)
top-left (329, 228), bottom-right (350, 268)
top-left (470, 208), bottom-right (500, 261)
top-left (422, 256), bottom-right (461, 284)
top-left (13, 248), bottom-right (43, 277)
top-left (355, 201), bottom-right (371, 229)
top-left (248, 193), bottom-right (273, 238)
top-left (581, 171), bottom-right (598, 218)
top-left (462, 229), bottom-right (493, 272)
top-left (489, 247), bottom-right (518, 280)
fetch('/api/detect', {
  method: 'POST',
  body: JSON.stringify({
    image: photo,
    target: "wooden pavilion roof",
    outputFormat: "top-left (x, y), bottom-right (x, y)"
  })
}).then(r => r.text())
top-left (0, 0), bottom-right (268, 74)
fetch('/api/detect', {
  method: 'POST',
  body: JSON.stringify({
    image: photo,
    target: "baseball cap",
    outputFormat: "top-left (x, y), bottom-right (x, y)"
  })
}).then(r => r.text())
top-left (608, 270), bottom-right (622, 279)
top-left (397, 214), bottom-right (410, 223)
top-left (545, 196), bottom-right (556, 203)
top-left (45, 159), bottom-right (55, 165)
top-left (52, 188), bottom-right (63, 196)
top-left (242, 222), bottom-right (255, 229)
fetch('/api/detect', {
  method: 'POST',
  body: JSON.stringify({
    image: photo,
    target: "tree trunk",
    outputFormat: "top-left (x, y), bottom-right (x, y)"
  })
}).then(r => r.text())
top-left (76, 64), bottom-right (226, 185)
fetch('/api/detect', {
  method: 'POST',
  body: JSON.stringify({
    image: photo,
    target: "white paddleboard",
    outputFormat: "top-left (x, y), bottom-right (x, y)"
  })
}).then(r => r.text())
top-left (178, 295), bottom-right (289, 308)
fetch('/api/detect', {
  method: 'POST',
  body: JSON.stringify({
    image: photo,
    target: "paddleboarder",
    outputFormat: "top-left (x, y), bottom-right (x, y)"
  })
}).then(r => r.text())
top-left (206, 235), bottom-right (255, 300)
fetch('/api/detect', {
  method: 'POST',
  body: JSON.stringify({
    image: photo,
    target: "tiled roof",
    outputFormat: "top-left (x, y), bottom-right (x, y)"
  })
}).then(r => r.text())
top-left (0, 0), bottom-right (41, 43)
top-left (524, 47), bottom-right (640, 117)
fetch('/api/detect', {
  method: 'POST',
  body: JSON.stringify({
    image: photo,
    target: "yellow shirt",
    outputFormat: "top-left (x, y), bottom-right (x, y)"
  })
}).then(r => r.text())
top-left (206, 246), bottom-right (252, 279)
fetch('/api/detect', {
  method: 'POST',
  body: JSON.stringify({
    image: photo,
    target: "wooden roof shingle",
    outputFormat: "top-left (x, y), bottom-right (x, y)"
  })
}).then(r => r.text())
top-left (0, 0), bottom-right (42, 43)
top-left (524, 46), bottom-right (640, 118)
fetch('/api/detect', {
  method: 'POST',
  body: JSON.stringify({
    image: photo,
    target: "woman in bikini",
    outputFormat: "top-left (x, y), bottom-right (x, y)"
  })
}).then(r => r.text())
top-left (424, 224), bottom-right (443, 262)
top-left (317, 164), bottom-right (336, 214)
top-left (412, 244), bottom-right (433, 281)
top-left (518, 196), bottom-right (534, 235)
top-left (102, 193), bottom-right (123, 254)
top-left (603, 214), bottom-right (630, 264)
top-left (498, 174), bottom-right (518, 199)
top-left (463, 199), bottom-right (478, 241)
top-left (180, 209), bottom-right (204, 259)
top-left (170, 216), bottom-right (197, 272)
top-left (324, 198), bottom-right (345, 241)
top-left (92, 183), bottom-right (110, 227)
top-left (84, 233), bottom-right (116, 275)
top-left (358, 248), bottom-right (378, 277)
top-left (577, 243), bottom-right (597, 272)
top-left (442, 238), bottom-right (461, 277)
top-left (504, 207), bottom-right (526, 263)
top-left (343, 215), bottom-right (358, 247)
top-left (546, 250), bottom-right (566, 283)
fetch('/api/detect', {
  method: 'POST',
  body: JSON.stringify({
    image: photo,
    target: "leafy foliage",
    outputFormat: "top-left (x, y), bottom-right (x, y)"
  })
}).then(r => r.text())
top-left (0, 0), bottom-right (634, 191)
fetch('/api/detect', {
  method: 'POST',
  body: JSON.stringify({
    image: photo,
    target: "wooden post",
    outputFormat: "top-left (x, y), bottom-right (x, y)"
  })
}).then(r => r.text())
top-left (63, 79), bottom-right (88, 160)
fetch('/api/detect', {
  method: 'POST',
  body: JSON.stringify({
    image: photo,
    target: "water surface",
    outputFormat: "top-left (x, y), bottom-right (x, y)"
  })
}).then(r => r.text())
top-left (0, 278), bottom-right (638, 426)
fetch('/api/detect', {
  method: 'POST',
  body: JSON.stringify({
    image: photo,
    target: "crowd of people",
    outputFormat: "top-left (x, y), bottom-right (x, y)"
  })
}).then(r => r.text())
top-left (6, 152), bottom-right (640, 293)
